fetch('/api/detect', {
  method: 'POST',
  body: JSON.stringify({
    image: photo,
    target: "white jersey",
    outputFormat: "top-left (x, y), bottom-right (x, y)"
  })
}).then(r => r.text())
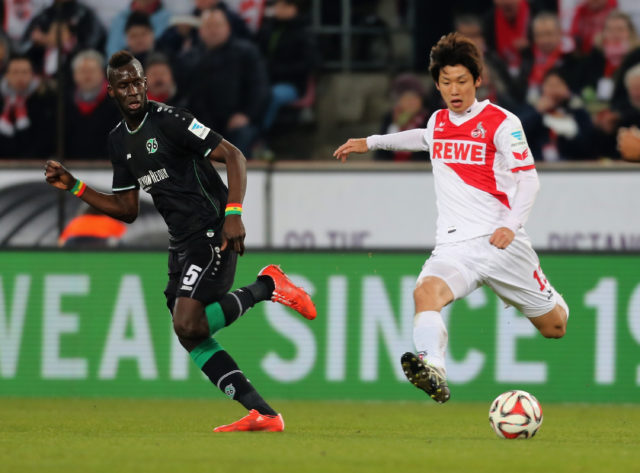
top-left (424, 100), bottom-right (534, 244)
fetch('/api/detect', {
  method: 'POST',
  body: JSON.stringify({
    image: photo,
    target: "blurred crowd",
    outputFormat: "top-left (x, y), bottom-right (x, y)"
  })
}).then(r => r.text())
top-left (0, 0), bottom-right (639, 161)
top-left (0, 0), bottom-right (317, 159)
top-left (378, 0), bottom-right (640, 161)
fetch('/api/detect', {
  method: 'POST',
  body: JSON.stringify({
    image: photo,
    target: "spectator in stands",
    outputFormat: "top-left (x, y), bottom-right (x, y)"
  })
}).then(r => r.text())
top-left (145, 52), bottom-right (185, 107)
top-left (38, 20), bottom-right (80, 78)
top-left (106, 0), bottom-right (170, 57)
top-left (156, 14), bottom-right (201, 60)
top-left (616, 65), bottom-right (640, 160)
top-left (484, 0), bottom-right (531, 77)
top-left (183, 7), bottom-right (268, 157)
top-left (193, 0), bottom-right (251, 39)
top-left (64, 50), bottom-right (119, 160)
top-left (125, 11), bottom-right (156, 65)
top-left (581, 10), bottom-right (640, 106)
top-left (375, 74), bottom-right (429, 162)
top-left (0, 55), bottom-right (55, 158)
top-left (257, 0), bottom-right (316, 131)
top-left (454, 14), bottom-right (519, 109)
top-left (22, 0), bottom-right (105, 74)
top-left (0, 33), bottom-right (11, 76)
top-left (1, 0), bottom-right (48, 49)
top-left (519, 12), bottom-right (581, 104)
top-left (521, 68), bottom-right (596, 161)
top-left (156, 1), bottom-right (251, 61)
top-left (570, 0), bottom-right (617, 54)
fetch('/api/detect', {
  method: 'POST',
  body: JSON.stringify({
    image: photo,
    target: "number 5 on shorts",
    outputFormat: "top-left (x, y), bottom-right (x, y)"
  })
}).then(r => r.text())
top-left (183, 264), bottom-right (203, 286)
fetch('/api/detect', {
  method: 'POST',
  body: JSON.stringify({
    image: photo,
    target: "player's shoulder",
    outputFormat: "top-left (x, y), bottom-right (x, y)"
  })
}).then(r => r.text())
top-left (148, 100), bottom-right (194, 123)
top-left (108, 120), bottom-right (124, 137)
top-left (483, 101), bottom-right (521, 128)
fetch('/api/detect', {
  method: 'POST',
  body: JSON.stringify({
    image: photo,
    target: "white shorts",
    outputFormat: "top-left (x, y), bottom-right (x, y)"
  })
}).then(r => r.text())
top-left (417, 232), bottom-right (558, 317)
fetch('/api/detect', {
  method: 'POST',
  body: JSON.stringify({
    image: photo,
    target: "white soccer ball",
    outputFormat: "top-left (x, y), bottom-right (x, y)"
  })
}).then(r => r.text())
top-left (488, 390), bottom-right (543, 439)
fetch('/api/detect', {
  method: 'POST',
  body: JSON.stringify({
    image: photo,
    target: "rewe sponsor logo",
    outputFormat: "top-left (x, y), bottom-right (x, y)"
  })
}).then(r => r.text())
top-left (432, 139), bottom-right (486, 164)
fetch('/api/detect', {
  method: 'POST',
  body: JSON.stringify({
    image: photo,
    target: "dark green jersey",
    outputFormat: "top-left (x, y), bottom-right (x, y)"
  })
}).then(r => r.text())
top-left (108, 101), bottom-right (225, 246)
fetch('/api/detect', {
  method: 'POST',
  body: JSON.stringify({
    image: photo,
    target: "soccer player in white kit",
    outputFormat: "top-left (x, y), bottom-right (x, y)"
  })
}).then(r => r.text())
top-left (334, 33), bottom-right (569, 403)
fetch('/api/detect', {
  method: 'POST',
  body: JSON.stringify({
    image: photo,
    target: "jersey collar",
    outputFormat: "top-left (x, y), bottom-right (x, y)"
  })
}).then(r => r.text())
top-left (124, 112), bottom-right (149, 134)
top-left (448, 99), bottom-right (488, 124)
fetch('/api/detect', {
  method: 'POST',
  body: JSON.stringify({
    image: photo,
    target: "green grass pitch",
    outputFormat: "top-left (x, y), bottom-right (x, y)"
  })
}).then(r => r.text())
top-left (1, 399), bottom-right (639, 473)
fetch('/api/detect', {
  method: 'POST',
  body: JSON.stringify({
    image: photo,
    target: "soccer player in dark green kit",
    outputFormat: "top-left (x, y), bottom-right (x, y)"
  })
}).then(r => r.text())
top-left (45, 50), bottom-right (316, 432)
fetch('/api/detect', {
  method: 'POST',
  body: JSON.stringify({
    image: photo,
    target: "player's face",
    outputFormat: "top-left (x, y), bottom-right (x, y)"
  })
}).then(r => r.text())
top-left (436, 65), bottom-right (481, 113)
top-left (108, 62), bottom-right (148, 121)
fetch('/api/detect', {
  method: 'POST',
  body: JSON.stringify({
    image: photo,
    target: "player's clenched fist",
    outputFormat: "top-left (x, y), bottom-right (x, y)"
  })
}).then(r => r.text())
top-left (489, 227), bottom-right (515, 249)
top-left (45, 160), bottom-right (75, 190)
top-left (333, 138), bottom-right (368, 162)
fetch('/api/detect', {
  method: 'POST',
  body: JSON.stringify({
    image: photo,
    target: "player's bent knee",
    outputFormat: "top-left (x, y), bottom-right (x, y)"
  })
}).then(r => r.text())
top-left (413, 277), bottom-right (453, 311)
top-left (539, 323), bottom-right (566, 339)
top-left (172, 315), bottom-right (207, 340)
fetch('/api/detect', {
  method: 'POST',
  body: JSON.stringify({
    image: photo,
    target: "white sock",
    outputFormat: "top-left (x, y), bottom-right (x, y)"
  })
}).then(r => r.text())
top-left (555, 291), bottom-right (570, 321)
top-left (413, 310), bottom-right (448, 373)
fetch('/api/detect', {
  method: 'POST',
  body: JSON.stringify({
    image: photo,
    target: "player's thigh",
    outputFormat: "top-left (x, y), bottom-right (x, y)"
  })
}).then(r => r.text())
top-left (416, 244), bottom-right (481, 311)
top-left (164, 249), bottom-right (182, 314)
top-left (484, 235), bottom-right (558, 318)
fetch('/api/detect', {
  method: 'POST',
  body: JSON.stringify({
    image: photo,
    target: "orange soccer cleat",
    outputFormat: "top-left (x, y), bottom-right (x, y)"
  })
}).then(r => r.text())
top-left (213, 409), bottom-right (285, 432)
top-left (258, 264), bottom-right (317, 320)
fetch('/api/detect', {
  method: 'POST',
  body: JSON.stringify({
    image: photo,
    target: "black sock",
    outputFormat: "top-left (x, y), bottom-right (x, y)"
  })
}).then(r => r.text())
top-left (201, 350), bottom-right (277, 416)
top-left (217, 277), bottom-right (275, 326)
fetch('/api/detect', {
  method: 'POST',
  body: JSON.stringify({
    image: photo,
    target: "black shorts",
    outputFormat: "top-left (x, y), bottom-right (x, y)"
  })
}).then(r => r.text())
top-left (164, 234), bottom-right (238, 313)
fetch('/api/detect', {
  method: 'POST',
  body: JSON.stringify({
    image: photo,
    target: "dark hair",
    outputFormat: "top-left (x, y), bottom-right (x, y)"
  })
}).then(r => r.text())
top-left (107, 50), bottom-right (140, 81)
top-left (7, 54), bottom-right (33, 68)
top-left (125, 11), bottom-right (152, 32)
top-left (542, 67), bottom-right (568, 84)
top-left (429, 32), bottom-right (483, 83)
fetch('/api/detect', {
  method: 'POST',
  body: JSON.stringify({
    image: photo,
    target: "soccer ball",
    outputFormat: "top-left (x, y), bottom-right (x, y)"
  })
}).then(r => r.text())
top-left (488, 390), bottom-right (543, 439)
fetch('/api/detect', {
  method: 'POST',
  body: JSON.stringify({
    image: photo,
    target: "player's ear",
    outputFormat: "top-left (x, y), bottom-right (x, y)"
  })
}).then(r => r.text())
top-left (474, 75), bottom-right (482, 88)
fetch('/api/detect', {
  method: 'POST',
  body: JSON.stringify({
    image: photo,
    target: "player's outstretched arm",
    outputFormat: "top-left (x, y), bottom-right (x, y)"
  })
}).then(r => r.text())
top-left (209, 140), bottom-right (247, 255)
top-left (44, 160), bottom-right (139, 223)
top-left (333, 138), bottom-right (368, 162)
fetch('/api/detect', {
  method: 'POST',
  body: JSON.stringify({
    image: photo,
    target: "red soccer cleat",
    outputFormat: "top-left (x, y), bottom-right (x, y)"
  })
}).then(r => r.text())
top-left (259, 264), bottom-right (317, 320)
top-left (213, 409), bottom-right (285, 432)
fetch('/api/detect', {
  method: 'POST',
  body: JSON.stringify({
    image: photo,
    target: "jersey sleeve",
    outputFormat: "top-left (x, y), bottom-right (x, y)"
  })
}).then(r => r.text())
top-left (495, 113), bottom-right (536, 172)
top-left (158, 107), bottom-right (223, 158)
top-left (108, 132), bottom-right (139, 193)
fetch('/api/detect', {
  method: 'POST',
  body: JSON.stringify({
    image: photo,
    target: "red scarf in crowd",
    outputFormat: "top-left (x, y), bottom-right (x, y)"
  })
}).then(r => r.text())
top-left (602, 40), bottom-right (629, 77)
top-left (529, 46), bottom-right (563, 86)
top-left (570, 0), bottom-right (617, 54)
top-left (0, 76), bottom-right (40, 137)
top-left (494, 0), bottom-right (530, 70)
top-left (74, 80), bottom-right (108, 116)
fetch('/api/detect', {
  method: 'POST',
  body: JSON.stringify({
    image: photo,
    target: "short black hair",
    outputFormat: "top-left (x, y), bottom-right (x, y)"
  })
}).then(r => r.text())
top-left (125, 11), bottom-right (152, 33)
top-left (429, 32), bottom-right (483, 83)
top-left (107, 50), bottom-right (141, 81)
